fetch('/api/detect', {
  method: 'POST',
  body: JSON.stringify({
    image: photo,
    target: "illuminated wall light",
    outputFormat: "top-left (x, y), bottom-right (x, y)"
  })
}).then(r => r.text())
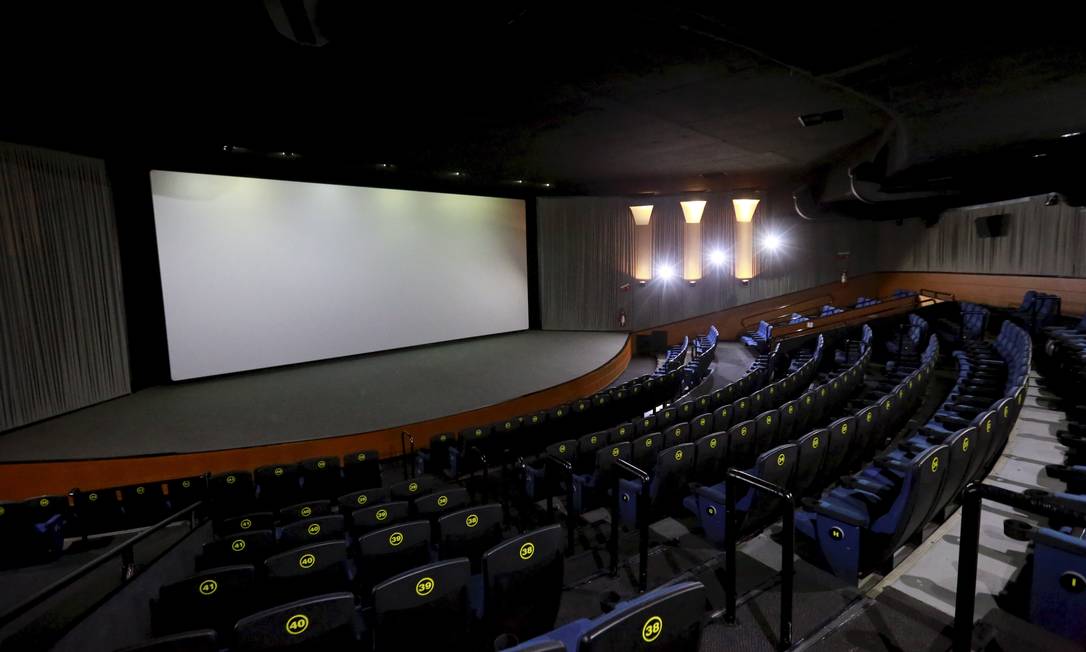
top-left (732, 197), bottom-right (760, 280)
top-left (630, 205), bottom-right (654, 281)
top-left (680, 200), bottom-right (706, 282)
top-left (658, 263), bottom-right (676, 280)
top-left (762, 232), bottom-right (783, 251)
top-left (708, 249), bottom-right (727, 266)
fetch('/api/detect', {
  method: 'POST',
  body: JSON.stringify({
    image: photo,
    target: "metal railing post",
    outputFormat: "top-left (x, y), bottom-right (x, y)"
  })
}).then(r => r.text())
top-left (721, 468), bottom-right (795, 647)
top-left (400, 431), bottom-right (415, 480)
top-left (952, 484), bottom-right (982, 652)
top-left (545, 454), bottom-right (577, 556)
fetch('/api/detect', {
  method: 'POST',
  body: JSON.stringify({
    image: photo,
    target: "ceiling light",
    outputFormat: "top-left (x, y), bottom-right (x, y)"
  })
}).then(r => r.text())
top-left (514, 179), bottom-right (523, 184)
top-left (1061, 131), bottom-right (1081, 138)
top-left (543, 183), bottom-right (552, 188)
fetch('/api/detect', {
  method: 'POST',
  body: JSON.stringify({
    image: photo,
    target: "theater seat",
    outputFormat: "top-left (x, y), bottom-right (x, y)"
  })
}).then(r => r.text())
top-left (343, 449), bottom-right (382, 491)
top-left (481, 525), bottom-right (564, 643)
top-left (437, 503), bottom-right (504, 571)
top-left (198, 530), bottom-right (274, 570)
top-left (233, 592), bottom-right (361, 651)
top-left (357, 521), bottom-right (432, 593)
top-left (277, 514), bottom-right (346, 549)
top-left (351, 501), bottom-right (409, 534)
top-left (264, 541), bottom-right (354, 603)
top-left (151, 565), bottom-right (257, 636)
top-left (1030, 527), bottom-right (1086, 644)
top-left (526, 581), bottom-right (705, 652)
top-left (372, 558), bottom-right (472, 652)
top-left (336, 487), bottom-right (387, 514)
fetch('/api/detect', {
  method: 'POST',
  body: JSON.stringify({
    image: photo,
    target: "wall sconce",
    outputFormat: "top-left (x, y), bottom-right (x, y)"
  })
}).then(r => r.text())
top-left (680, 200), bottom-right (706, 283)
top-left (732, 196), bottom-right (760, 280)
top-left (630, 205), bottom-right (654, 283)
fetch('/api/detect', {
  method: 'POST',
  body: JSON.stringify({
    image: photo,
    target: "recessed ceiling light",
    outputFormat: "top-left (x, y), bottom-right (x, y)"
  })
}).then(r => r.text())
top-left (1033, 153), bottom-right (1047, 158)
top-left (514, 179), bottom-right (523, 184)
top-left (542, 182), bottom-right (552, 188)
top-left (1061, 131), bottom-right (1081, 138)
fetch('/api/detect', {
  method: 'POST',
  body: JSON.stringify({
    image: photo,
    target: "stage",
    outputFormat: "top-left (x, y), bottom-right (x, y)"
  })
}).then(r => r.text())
top-left (0, 331), bottom-right (630, 465)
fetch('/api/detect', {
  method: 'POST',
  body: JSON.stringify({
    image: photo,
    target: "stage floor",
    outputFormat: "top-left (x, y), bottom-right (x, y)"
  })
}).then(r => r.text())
top-left (0, 331), bottom-right (629, 462)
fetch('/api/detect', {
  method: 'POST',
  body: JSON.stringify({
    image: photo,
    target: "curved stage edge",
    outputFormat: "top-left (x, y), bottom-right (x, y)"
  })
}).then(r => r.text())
top-left (0, 336), bottom-right (633, 499)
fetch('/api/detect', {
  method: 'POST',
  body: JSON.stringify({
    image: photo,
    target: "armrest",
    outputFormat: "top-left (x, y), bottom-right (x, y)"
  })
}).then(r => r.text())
top-left (695, 484), bottom-right (727, 504)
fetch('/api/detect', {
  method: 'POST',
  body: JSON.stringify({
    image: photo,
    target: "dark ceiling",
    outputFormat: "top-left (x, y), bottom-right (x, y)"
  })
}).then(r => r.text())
top-left (2, 5), bottom-right (1084, 199)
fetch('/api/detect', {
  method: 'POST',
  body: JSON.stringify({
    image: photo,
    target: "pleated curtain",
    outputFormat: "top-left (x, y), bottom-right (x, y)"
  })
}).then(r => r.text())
top-left (0, 142), bottom-right (130, 432)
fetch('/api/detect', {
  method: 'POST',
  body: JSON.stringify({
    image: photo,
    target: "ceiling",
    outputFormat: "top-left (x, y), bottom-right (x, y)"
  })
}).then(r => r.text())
top-left (2, 5), bottom-right (1084, 198)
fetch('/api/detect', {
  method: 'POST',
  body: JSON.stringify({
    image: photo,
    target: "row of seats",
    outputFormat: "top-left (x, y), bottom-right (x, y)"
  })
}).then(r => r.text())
top-left (1010, 290), bottom-right (1061, 334)
top-left (524, 339), bottom-right (814, 515)
top-left (127, 524), bottom-right (565, 652)
top-left (798, 321), bottom-right (1030, 582)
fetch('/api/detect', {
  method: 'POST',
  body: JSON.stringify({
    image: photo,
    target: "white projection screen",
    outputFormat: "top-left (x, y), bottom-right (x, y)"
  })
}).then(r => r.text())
top-left (150, 171), bottom-right (529, 380)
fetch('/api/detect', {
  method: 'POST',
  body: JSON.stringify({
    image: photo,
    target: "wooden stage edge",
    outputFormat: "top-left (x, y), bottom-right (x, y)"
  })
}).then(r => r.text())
top-left (0, 336), bottom-right (634, 500)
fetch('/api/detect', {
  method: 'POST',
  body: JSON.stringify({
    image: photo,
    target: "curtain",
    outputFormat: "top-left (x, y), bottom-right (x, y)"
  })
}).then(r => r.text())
top-left (0, 142), bottom-right (130, 432)
top-left (873, 196), bottom-right (1086, 277)
top-left (537, 193), bottom-right (876, 331)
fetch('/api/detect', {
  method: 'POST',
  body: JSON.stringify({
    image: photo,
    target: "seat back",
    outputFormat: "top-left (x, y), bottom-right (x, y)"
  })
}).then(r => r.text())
top-left (889, 445), bottom-right (949, 549)
top-left (233, 592), bottom-right (358, 651)
top-left (154, 565), bottom-right (256, 636)
top-left (792, 429), bottom-right (827, 498)
top-left (754, 409), bottom-right (780, 450)
top-left (278, 515), bottom-right (345, 549)
top-left (663, 422), bottom-right (690, 447)
top-left (693, 433), bottom-right (729, 485)
top-left (852, 405), bottom-right (880, 466)
top-left (594, 442), bottom-right (632, 480)
top-left (927, 427), bottom-right (976, 520)
top-left (265, 541), bottom-right (351, 602)
top-left (165, 476), bottom-right (206, 510)
top-left (713, 404), bottom-right (733, 432)
top-left (777, 400), bottom-right (799, 443)
top-left (482, 525), bottom-right (564, 642)
top-left (337, 488), bottom-right (387, 514)
top-left (217, 512), bottom-right (273, 538)
top-left (414, 487), bottom-right (470, 520)
top-left (820, 417), bottom-right (856, 484)
top-left (744, 444), bottom-right (798, 527)
top-left (278, 500), bottom-right (333, 525)
top-left (578, 581), bottom-right (705, 652)
top-left (120, 482), bottom-right (169, 526)
top-left (199, 530), bottom-right (274, 570)
top-left (358, 521), bottom-right (432, 592)
top-left (351, 501), bottom-right (409, 534)
top-left (390, 475), bottom-right (436, 502)
top-left (437, 504), bottom-right (504, 571)
top-left (577, 431), bottom-right (608, 473)
top-left (254, 463), bottom-right (301, 509)
top-left (74, 487), bottom-right (124, 535)
top-left (1029, 528), bottom-right (1086, 644)
top-left (650, 444), bottom-right (695, 511)
top-left (342, 450), bottom-right (382, 491)
top-left (690, 413), bottom-right (714, 439)
top-left (299, 456), bottom-right (341, 500)
top-left (209, 471), bottom-right (255, 517)
top-left (635, 415), bottom-right (658, 436)
top-left (631, 433), bottom-right (662, 473)
top-left (372, 559), bottom-right (471, 652)
top-left (610, 422), bottom-right (635, 443)
top-left (727, 420), bottom-right (756, 468)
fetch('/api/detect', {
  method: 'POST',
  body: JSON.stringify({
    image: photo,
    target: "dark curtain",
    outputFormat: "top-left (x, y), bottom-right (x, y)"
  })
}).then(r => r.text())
top-left (874, 196), bottom-right (1086, 277)
top-left (0, 142), bottom-right (130, 432)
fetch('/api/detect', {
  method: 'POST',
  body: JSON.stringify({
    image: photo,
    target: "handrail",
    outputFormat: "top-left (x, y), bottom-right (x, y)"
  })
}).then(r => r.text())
top-left (723, 468), bottom-right (796, 651)
top-left (919, 288), bottom-right (955, 302)
top-left (400, 430), bottom-right (415, 481)
top-left (740, 294), bottom-right (835, 330)
top-left (0, 499), bottom-right (204, 630)
top-left (545, 454), bottom-right (577, 556)
top-left (612, 458), bottom-right (651, 592)
top-left (952, 482), bottom-right (1086, 652)
top-left (467, 445), bottom-right (489, 502)
top-left (771, 295), bottom-right (921, 344)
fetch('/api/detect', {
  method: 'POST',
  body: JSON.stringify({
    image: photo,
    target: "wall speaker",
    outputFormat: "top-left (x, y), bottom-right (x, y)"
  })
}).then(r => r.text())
top-left (974, 214), bottom-right (1008, 238)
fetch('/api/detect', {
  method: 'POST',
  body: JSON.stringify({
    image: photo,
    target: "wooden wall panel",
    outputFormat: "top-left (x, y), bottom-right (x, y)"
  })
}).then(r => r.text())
top-left (872, 272), bottom-right (1086, 317)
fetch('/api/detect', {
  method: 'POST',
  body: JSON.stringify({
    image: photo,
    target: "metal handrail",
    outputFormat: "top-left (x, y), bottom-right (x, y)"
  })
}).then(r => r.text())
top-left (0, 499), bottom-right (204, 630)
top-left (400, 430), bottom-right (415, 480)
top-left (952, 482), bottom-right (1086, 651)
top-left (612, 458), bottom-right (651, 592)
top-left (467, 445), bottom-right (489, 502)
top-left (723, 468), bottom-right (796, 651)
top-left (545, 454), bottom-right (577, 555)
top-left (740, 294), bottom-right (835, 330)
